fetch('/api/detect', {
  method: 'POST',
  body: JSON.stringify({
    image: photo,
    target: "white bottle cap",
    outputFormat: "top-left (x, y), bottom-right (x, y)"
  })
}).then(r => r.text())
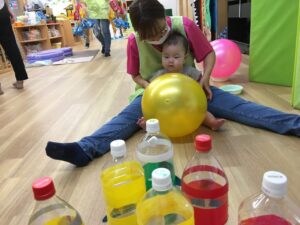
top-left (146, 119), bottom-right (160, 133)
top-left (262, 171), bottom-right (287, 198)
top-left (152, 168), bottom-right (172, 192)
top-left (110, 140), bottom-right (126, 158)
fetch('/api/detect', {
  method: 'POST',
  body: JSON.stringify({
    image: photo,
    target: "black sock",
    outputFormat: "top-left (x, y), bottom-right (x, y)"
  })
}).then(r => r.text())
top-left (46, 142), bottom-right (91, 167)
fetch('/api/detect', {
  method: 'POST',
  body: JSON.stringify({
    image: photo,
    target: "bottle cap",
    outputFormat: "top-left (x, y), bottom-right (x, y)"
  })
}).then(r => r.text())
top-left (152, 168), bottom-right (172, 192)
top-left (32, 177), bottom-right (56, 200)
top-left (110, 140), bottom-right (126, 158)
top-left (195, 134), bottom-right (212, 152)
top-left (146, 119), bottom-right (160, 133)
top-left (262, 171), bottom-right (287, 198)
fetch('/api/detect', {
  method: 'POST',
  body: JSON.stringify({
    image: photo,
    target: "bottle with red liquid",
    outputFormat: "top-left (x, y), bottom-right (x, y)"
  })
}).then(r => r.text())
top-left (181, 134), bottom-right (228, 225)
top-left (238, 171), bottom-right (300, 225)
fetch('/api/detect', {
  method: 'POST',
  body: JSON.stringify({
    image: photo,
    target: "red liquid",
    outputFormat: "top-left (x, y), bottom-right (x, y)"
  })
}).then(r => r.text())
top-left (239, 215), bottom-right (292, 225)
top-left (182, 179), bottom-right (228, 225)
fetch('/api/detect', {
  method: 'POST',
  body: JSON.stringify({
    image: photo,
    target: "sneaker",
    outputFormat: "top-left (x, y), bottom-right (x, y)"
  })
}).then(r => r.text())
top-left (104, 53), bottom-right (111, 57)
top-left (85, 43), bottom-right (90, 49)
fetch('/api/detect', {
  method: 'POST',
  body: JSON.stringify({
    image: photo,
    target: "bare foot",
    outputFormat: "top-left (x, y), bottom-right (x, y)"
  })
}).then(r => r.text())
top-left (209, 119), bottom-right (225, 131)
top-left (0, 82), bottom-right (3, 95)
top-left (13, 81), bottom-right (24, 89)
top-left (137, 117), bottom-right (146, 130)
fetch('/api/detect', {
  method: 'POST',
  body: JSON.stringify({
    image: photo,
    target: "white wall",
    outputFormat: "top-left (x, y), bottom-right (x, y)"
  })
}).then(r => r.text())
top-left (158, 0), bottom-right (179, 16)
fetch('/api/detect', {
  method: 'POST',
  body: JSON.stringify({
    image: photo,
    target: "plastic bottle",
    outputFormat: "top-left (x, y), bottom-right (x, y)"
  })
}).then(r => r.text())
top-left (136, 118), bottom-right (175, 190)
top-left (100, 139), bottom-right (146, 225)
top-left (136, 168), bottom-right (194, 225)
top-left (181, 134), bottom-right (229, 225)
top-left (28, 177), bottom-right (84, 225)
top-left (238, 171), bottom-right (300, 225)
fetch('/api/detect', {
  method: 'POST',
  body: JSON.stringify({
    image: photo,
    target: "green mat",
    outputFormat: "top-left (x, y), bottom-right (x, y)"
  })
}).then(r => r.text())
top-left (249, 0), bottom-right (300, 109)
top-left (292, 2), bottom-right (300, 109)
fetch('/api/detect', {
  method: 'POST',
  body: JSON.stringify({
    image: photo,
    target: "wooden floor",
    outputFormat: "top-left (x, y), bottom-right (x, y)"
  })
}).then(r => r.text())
top-left (0, 39), bottom-right (299, 225)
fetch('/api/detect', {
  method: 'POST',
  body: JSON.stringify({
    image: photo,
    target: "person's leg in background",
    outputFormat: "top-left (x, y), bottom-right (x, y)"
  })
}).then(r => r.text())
top-left (99, 19), bottom-right (111, 57)
top-left (46, 95), bottom-right (143, 166)
top-left (83, 29), bottom-right (90, 48)
top-left (93, 19), bottom-right (105, 54)
top-left (0, 5), bottom-right (28, 90)
top-left (208, 86), bottom-right (300, 136)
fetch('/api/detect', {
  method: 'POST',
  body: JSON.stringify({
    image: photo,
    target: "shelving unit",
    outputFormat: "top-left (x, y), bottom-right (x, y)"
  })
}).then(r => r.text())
top-left (13, 22), bottom-right (66, 57)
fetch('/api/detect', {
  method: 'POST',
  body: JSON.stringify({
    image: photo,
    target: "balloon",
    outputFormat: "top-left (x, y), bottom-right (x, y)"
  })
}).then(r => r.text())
top-left (210, 39), bottom-right (242, 81)
top-left (142, 73), bottom-right (207, 138)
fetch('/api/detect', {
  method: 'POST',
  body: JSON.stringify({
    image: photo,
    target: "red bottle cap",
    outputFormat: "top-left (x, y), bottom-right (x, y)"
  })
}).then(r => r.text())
top-left (194, 134), bottom-right (212, 152)
top-left (32, 177), bottom-right (56, 200)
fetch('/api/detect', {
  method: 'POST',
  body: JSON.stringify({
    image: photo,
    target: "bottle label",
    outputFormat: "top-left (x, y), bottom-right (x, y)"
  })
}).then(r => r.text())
top-left (111, 204), bottom-right (136, 218)
top-left (239, 215), bottom-right (292, 225)
top-left (181, 165), bottom-right (228, 225)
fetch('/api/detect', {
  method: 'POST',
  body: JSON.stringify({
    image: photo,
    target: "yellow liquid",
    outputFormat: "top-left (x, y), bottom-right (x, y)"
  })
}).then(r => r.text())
top-left (43, 216), bottom-right (84, 225)
top-left (137, 190), bottom-right (194, 225)
top-left (101, 161), bottom-right (146, 225)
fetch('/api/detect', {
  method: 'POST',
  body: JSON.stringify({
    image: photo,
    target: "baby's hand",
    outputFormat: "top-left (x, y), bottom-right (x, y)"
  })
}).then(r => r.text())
top-left (137, 117), bottom-right (146, 130)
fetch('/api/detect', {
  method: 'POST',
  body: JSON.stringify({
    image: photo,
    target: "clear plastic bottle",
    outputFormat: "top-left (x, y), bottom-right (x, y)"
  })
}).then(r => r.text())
top-left (181, 134), bottom-right (228, 225)
top-left (28, 177), bottom-right (84, 225)
top-left (238, 171), bottom-right (300, 225)
top-left (136, 119), bottom-right (175, 190)
top-left (136, 168), bottom-right (194, 225)
top-left (100, 140), bottom-right (146, 225)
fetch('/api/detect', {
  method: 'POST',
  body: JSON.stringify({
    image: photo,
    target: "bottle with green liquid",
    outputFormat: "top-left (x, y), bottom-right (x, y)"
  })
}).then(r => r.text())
top-left (136, 118), bottom-right (175, 190)
top-left (28, 177), bottom-right (84, 225)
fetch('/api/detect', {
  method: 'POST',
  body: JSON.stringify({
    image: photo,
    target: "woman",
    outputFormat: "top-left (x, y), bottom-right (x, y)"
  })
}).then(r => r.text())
top-left (0, 0), bottom-right (28, 94)
top-left (45, 0), bottom-right (300, 167)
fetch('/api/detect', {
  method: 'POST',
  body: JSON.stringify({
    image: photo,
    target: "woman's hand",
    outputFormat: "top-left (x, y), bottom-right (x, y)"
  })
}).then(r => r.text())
top-left (9, 9), bottom-right (16, 23)
top-left (200, 75), bottom-right (212, 100)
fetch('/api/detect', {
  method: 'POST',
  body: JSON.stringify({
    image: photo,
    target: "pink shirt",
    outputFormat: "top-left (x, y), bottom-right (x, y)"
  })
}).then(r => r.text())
top-left (127, 16), bottom-right (213, 77)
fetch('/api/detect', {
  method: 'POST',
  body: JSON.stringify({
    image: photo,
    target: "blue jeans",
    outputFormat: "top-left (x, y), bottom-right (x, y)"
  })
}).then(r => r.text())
top-left (78, 86), bottom-right (300, 159)
top-left (93, 19), bottom-right (111, 54)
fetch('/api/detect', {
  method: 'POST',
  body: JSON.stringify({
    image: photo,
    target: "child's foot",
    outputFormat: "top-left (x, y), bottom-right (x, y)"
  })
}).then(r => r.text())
top-left (137, 117), bottom-right (146, 130)
top-left (45, 142), bottom-right (91, 167)
top-left (13, 81), bottom-right (24, 89)
top-left (0, 83), bottom-right (3, 95)
top-left (209, 119), bottom-right (225, 131)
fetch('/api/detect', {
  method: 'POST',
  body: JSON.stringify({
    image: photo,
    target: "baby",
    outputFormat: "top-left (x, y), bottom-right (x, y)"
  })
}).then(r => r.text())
top-left (137, 31), bottom-right (225, 131)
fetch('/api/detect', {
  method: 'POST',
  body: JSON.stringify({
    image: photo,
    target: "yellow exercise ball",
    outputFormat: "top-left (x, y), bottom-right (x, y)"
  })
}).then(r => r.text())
top-left (142, 73), bottom-right (207, 137)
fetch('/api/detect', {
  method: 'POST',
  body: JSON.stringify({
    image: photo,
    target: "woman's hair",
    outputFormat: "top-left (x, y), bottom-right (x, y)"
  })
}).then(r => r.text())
top-left (163, 31), bottom-right (189, 54)
top-left (129, 0), bottom-right (165, 40)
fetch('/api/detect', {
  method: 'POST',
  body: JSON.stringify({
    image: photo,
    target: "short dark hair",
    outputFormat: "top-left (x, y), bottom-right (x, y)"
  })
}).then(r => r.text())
top-left (162, 31), bottom-right (189, 54)
top-left (129, 0), bottom-right (165, 40)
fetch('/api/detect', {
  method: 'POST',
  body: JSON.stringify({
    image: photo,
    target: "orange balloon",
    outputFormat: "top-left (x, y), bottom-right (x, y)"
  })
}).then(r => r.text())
top-left (142, 73), bottom-right (207, 137)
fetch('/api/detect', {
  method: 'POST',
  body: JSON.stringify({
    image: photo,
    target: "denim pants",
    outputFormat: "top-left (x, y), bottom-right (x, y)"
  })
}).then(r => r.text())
top-left (78, 86), bottom-right (300, 159)
top-left (93, 19), bottom-right (111, 54)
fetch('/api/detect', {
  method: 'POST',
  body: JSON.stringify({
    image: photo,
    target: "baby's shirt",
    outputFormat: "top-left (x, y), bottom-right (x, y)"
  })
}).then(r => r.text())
top-left (150, 66), bottom-right (202, 82)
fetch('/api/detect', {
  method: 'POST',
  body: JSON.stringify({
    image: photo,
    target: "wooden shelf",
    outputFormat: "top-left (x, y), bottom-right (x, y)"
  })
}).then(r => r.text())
top-left (50, 36), bottom-right (62, 40)
top-left (13, 22), bottom-right (69, 57)
top-left (20, 38), bottom-right (48, 43)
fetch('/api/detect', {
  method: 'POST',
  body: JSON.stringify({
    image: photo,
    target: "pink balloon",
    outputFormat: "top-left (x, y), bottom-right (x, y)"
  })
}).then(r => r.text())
top-left (210, 39), bottom-right (242, 81)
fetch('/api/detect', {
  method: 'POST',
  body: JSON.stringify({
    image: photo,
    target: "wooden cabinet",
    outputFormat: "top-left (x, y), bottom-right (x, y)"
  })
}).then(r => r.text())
top-left (13, 22), bottom-right (67, 57)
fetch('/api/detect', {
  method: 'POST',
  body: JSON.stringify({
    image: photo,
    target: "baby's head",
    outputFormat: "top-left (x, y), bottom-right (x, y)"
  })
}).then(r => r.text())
top-left (161, 31), bottom-right (188, 73)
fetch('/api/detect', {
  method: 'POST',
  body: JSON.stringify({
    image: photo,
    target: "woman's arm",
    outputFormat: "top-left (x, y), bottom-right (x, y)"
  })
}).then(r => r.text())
top-left (131, 74), bottom-right (150, 88)
top-left (201, 51), bottom-right (216, 100)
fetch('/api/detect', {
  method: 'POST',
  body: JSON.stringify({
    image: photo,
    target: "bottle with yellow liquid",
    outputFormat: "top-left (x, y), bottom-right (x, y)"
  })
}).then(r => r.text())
top-left (28, 177), bottom-right (84, 225)
top-left (136, 168), bottom-right (194, 225)
top-left (100, 140), bottom-right (146, 225)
